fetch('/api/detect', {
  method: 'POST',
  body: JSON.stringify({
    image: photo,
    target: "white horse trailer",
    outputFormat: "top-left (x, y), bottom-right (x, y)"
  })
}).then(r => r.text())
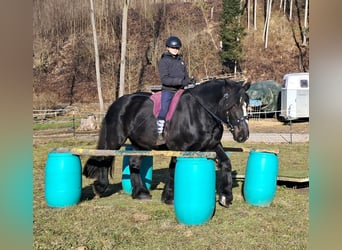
top-left (279, 73), bottom-right (309, 121)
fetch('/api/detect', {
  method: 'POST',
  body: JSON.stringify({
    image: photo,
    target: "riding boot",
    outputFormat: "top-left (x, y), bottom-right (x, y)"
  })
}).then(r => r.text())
top-left (156, 119), bottom-right (165, 145)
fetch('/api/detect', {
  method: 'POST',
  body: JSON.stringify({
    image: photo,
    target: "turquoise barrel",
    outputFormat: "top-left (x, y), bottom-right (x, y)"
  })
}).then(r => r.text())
top-left (243, 150), bottom-right (279, 206)
top-left (122, 145), bottom-right (153, 194)
top-left (174, 157), bottom-right (216, 225)
top-left (45, 152), bottom-right (82, 207)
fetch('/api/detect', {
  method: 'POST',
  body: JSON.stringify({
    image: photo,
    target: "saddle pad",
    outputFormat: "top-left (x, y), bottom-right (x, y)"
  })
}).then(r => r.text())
top-left (150, 89), bottom-right (184, 121)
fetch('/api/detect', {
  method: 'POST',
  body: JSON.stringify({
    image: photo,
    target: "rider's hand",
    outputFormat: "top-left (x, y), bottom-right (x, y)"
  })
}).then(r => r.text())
top-left (189, 76), bottom-right (196, 85)
top-left (181, 77), bottom-right (190, 87)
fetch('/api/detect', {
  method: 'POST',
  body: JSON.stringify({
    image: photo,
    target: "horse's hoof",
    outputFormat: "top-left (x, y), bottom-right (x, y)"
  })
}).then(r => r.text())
top-left (161, 197), bottom-right (174, 205)
top-left (133, 191), bottom-right (152, 200)
top-left (92, 181), bottom-right (107, 197)
top-left (161, 191), bottom-right (174, 205)
top-left (162, 199), bottom-right (174, 205)
top-left (219, 195), bottom-right (232, 208)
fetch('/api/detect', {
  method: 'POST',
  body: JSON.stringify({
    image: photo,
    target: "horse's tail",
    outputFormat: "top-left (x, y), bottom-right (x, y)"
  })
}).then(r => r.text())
top-left (83, 156), bottom-right (113, 178)
top-left (83, 119), bottom-right (116, 179)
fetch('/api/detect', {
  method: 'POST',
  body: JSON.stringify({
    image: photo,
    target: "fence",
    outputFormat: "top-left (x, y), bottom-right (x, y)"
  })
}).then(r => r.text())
top-left (33, 106), bottom-right (105, 138)
top-left (33, 106), bottom-right (309, 144)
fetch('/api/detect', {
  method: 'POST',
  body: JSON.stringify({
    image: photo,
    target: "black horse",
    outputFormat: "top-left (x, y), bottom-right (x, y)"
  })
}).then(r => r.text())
top-left (83, 79), bottom-right (250, 208)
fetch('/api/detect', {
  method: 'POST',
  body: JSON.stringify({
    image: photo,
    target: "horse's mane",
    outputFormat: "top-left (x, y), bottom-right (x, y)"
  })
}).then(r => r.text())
top-left (187, 78), bottom-right (227, 94)
top-left (200, 78), bottom-right (244, 86)
top-left (133, 91), bottom-right (152, 97)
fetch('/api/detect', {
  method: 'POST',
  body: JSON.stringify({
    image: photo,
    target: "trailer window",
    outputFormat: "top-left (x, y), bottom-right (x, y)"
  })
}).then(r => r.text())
top-left (300, 79), bottom-right (308, 88)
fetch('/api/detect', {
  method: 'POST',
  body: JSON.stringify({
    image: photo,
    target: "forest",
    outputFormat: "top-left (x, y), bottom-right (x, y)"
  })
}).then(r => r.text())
top-left (33, 0), bottom-right (309, 109)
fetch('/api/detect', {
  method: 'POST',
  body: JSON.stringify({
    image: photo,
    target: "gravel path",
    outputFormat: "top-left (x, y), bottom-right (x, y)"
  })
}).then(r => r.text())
top-left (222, 132), bottom-right (309, 143)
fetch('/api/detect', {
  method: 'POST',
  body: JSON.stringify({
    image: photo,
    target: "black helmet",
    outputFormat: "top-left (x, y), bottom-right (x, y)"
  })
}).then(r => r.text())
top-left (165, 36), bottom-right (182, 48)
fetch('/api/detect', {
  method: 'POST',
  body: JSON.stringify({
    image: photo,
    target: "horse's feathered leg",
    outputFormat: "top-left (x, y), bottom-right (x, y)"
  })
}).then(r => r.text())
top-left (161, 157), bottom-right (176, 205)
top-left (83, 156), bottom-right (113, 196)
top-left (129, 155), bottom-right (152, 200)
top-left (215, 145), bottom-right (233, 208)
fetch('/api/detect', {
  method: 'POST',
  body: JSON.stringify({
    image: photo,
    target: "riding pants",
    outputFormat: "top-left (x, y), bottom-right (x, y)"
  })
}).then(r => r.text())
top-left (158, 90), bottom-right (175, 120)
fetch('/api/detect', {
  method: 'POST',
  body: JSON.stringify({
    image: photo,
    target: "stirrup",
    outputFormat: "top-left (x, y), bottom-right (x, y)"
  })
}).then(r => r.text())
top-left (156, 119), bottom-right (166, 145)
top-left (157, 119), bottom-right (165, 132)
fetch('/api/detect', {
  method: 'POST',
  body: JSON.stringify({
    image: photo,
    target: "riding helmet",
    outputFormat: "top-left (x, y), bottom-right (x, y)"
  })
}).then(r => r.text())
top-left (165, 36), bottom-right (182, 49)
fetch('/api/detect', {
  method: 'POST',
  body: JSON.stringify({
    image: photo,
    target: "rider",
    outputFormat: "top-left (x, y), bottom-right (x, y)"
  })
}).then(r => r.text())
top-left (156, 36), bottom-right (194, 144)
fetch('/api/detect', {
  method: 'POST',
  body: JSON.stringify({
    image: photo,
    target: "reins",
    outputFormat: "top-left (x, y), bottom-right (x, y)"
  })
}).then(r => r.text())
top-left (187, 85), bottom-right (248, 132)
top-left (187, 88), bottom-right (231, 128)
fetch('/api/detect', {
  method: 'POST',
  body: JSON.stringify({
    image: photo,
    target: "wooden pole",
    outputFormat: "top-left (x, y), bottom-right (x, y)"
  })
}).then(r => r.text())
top-left (223, 146), bottom-right (279, 154)
top-left (233, 174), bottom-right (309, 183)
top-left (52, 147), bottom-right (279, 158)
top-left (53, 147), bottom-right (217, 158)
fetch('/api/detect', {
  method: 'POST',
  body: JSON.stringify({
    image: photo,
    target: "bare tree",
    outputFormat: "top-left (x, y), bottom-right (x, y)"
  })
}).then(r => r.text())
top-left (302, 0), bottom-right (308, 46)
top-left (263, 0), bottom-right (273, 48)
top-left (90, 0), bottom-right (104, 114)
top-left (254, 0), bottom-right (257, 30)
top-left (119, 0), bottom-right (130, 97)
top-left (247, 0), bottom-right (250, 30)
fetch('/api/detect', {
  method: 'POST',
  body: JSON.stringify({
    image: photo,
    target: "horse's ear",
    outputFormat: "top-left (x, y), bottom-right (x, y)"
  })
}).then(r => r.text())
top-left (236, 80), bottom-right (245, 85)
top-left (243, 81), bottom-right (251, 91)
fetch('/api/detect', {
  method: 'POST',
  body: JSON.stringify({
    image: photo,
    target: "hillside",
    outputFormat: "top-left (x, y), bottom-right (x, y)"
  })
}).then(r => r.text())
top-left (33, 0), bottom-right (309, 108)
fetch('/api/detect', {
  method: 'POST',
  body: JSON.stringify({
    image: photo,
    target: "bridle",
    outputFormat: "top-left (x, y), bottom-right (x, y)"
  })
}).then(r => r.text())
top-left (223, 93), bottom-right (249, 132)
top-left (226, 110), bottom-right (249, 132)
top-left (188, 90), bottom-right (248, 132)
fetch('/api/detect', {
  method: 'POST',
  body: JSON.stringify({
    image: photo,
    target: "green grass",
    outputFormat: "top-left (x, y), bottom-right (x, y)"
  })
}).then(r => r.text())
top-left (33, 139), bottom-right (308, 249)
top-left (223, 141), bottom-right (309, 179)
top-left (33, 117), bottom-right (80, 130)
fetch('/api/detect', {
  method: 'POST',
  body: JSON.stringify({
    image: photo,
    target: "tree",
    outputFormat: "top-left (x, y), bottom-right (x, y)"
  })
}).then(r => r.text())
top-left (254, 0), bottom-right (257, 30)
top-left (302, 0), bottom-right (308, 46)
top-left (289, 0), bottom-right (293, 20)
top-left (119, 0), bottom-right (130, 97)
top-left (263, 0), bottom-right (273, 49)
top-left (247, 0), bottom-right (250, 30)
top-left (220, 0), bottom-right (246, 74)
top-left (89, 0), bottom-right (104, 114)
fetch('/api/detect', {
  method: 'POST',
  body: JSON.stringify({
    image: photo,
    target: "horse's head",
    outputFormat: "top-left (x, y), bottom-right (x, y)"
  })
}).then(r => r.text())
top-left (219, 80), bottom-right (250, 143)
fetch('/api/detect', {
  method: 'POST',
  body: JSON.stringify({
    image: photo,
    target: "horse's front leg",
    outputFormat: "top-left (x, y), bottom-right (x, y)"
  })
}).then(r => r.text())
top-left (83, 156), bottom-right (113, 197)
top-left (161, 156), bottom-right (176, 205)
top-left (215, 145), bottom-right (233, 208)
top-left (130, 155), bottom-right (152, 200)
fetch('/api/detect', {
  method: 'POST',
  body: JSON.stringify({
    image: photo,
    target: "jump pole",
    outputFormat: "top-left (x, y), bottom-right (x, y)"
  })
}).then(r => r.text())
top-left (52, 147), bottom-right (279, 157)
top-left (223, 146), bottom-right (279, 155)
top-left (52, 147), bottom-right (217, 158)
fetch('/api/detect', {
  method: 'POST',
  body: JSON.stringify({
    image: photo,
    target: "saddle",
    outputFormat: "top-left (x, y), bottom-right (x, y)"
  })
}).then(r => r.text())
top-left (150, 89), bottom-right (184, 121)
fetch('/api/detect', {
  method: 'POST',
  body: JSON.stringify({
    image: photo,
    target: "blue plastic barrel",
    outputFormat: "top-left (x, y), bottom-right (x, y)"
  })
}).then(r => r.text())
top-left (174, 157), bottom-right (216, 225)
top-left (243, 150), bottom-right (279, 206)
top-left (122, 145), bottom-right (153, 194)
top-left (45, 152), bottom-right (82, 207)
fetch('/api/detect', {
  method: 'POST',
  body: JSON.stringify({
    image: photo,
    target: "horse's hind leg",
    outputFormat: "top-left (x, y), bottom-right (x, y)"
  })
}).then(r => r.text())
top-left (129, 155), bottom-right (152, 200)
top-left (161, 157), bottom-right (176, 205)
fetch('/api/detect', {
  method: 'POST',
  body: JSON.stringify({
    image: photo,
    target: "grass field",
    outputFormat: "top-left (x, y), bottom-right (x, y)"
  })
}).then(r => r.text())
top-left (33, 138), bottom-right (308, 249)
